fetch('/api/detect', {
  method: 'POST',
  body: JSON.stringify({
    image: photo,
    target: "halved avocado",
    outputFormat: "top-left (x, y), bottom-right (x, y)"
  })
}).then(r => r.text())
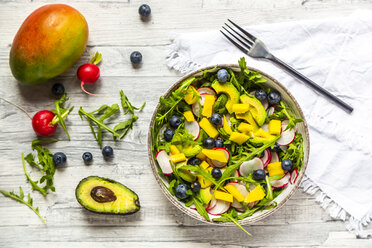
top-left (176, 162), bottom-right (196, 182)
top-left (239, 94), bottom-right (266, 126)
top-left (212, 79), bottom-right (240, 114)
top-left (250, 135), bottom-right (277, 145)
top-left (182, 145), bottom-right (202, 157)
top-left (75, 176), bottom-right (140, 215)
top-left (236, 111), bottom-right (259, 131)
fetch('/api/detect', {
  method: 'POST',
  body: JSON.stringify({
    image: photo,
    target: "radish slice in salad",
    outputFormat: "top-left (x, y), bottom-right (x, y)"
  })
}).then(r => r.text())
top-left (239, 158), bottom-right (264, 177)
top-left (206, 200), bottom-right (231, 216)
top-left (189, 204), bottom-right (196, 210)
top-left (184, 120), bottom-right (200, 141)
top-left (156, 150), bottom-right (173, 175)
top-left (290, 169), bottom-right (298, 184)
top-left (262, 99), bottom-right (269, 110)
top-left (271, 151), bottom-right (279, 163)
top-left (271, 173), bottom-right (290, 188)
top-left (191, 94), bottom-right (206, 117)
top-left (206, 196), bottom-right (217, 210)
top-left (267, 106), bottom-right (275, 116)
top-left (158, 124), bottom-right (167, 142)
top-left (227, 182), bottom-right (249, 211)
top-left (261, 123), bottom-right (269, 132)
top-left (210, 147), bottom-right (230, 168)
top-left (231, 170), bottom-right (240, 182)
top-left (260, 149), bottom-right (271, 167)
top-left (197, 87), bottom-right (216, 96)
top-left (277, 120), bottom-right (296, 146)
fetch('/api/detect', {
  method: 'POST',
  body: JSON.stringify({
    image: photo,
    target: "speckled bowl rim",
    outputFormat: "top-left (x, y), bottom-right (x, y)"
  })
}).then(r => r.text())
top-left (147, 64), bottom-right (310, 226)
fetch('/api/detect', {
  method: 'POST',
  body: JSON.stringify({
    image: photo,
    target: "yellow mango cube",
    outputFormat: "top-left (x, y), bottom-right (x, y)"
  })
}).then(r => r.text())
top-left (232, 103), bottom-right (250, 113)
top-left (200, 160), bottom-right (210, 170)
top-left (170, 145), bottom-right (180, 155)
top-left (184, 86), bottom-right (199, 105)
top-left (254, 128), bottom-right (271, 138)
top-left (214, 190), bottom-right (234, 203)
top-left (244, 185), bottom-right (266, 203)
top-left (202, 149), bottom-right (227, 163)
top-left (183, 111), bottom-right (195, 122)
top-left (229, 132), bottom-right (250, 145)
top-left (199, 118), bottom-right (219, 138)
top-left (222, 115), bottom-right (232, 135)
top-left (267, 162), bottom-right (285, 177)
top-left (201, 94), bottom-right (215, 117)
top-left (224, 184), bottom-right (245, 202)
top-left (170, 153), bottom-right (186, 163)
top-left (196, 152), bottom-right (207, 161)
top-left (268, 120), bottom-right (281, 135)
top-left (238, 122), bottom-right (254, 134)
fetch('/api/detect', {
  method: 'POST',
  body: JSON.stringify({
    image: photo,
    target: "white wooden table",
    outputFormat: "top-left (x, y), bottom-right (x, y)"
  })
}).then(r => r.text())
top-left (1, 1), bottom-right (371, 247)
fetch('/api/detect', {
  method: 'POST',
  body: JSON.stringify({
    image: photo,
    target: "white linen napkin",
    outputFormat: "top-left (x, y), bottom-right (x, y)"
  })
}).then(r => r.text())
top-left (166, 10), bottom-right (372, 234)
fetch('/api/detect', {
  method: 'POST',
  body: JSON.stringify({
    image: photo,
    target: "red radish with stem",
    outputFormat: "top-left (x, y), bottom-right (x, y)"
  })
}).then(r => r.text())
top-left (77, 52), bottom-right (102, 96)
top-left (32, 110), bottom-right (57, 136)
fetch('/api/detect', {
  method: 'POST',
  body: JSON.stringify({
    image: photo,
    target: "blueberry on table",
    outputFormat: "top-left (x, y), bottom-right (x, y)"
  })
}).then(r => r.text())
top-left (191, 181), bottom-right (201, 193)
top-left (102, 146), bottom-right (114, 158)
top-left (82, 152), bottom-right (93, 164)
top-left (175, 184), bottom-right (189, 199)
top-left (53, 152), bottom-right (67, 167)
top-left (188, 157), bottom-right (202, 166)
top-left (163, 128), bottom-right (175, 142)
top-left (271, 143), bottom-right (281, 153)
top-left (51, 83), bottom-right (65, 97)
top-left (281, 159), bottom-right (293, 171)
top-left (169, 115), bottom-right (182, 128)
top-left (253, 169), bottom-right (266, 181)
top-left (210, 113), bottom-right (222, 126)
top-left (215, 139), bottom-right (224, 148)
top-left (217, 69), bottom-right (229, 83)
top-left (255, 89), bottom-right (267, 101)
top-left (203, 137), bottom-right (215, 148)
top-left (211, 168), bottom-right (222, 179)
top-left (267, 91), bottom-right (281, 105)
top-left (138, 4), bottom-right (151, 18)
top-left (130, 51), bottom-right (142, 65)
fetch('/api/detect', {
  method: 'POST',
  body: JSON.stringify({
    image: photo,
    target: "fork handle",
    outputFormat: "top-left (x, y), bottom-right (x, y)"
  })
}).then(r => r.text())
top-left (269, 55), bottom-right (353, 113)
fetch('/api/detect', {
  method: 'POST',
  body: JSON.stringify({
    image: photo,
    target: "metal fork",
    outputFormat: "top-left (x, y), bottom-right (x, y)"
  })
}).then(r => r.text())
top-left (221, 19), bottom-right (353, 113)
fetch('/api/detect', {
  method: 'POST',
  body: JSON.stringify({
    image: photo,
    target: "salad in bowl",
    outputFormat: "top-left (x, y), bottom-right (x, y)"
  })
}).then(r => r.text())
top-left (148, 58), bottom-right (309, 234)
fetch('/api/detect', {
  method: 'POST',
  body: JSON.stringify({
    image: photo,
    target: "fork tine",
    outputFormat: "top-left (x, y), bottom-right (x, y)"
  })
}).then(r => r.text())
top-left (224, 23), bottom-right (254, 46)
top-left (227, 19), bottom-right (257, 42)
top-left (220, 30), bottom-right (248, 54)
top-left (222, 26), bottom-right (252, 50)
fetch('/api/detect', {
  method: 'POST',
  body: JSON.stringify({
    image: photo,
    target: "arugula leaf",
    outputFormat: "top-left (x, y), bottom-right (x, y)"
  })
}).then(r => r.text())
top-left (51, 93), bottom-right (74, 140)
top-left (213, 208), bottom-right (251, 236)
top-left (193, 196), bottom-right (210, 221)
top-left (120, 90), bottom-right (146, 115)
top-left (269, 101), bottom-right (303, 131)
top-left (282, 133), bottom-right (304, 170)
top-left (90, 51), bottom-right (102, 65)
top-left (0, 187), bottom-right (46, 224)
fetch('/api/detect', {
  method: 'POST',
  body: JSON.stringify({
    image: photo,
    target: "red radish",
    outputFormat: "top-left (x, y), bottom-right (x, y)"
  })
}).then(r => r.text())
top-left (191, 94), bottom-right (206, 116)
top-left (231, 170), bottom-right (240, 182)
top-left (156, 150), bottom-right (173, 175)
top-left (277, 120), bottom-right (296, 146)
top-left (239, 158), bottom-right (263, 177)
top-left (290, 169), bottom-right (298, 184)
top-left (209, 147), bottom-right (230, 168)
top-left (267, 106), bottom-right (275, 116)
top-left (197, 87), bottom-right (216, 96)
top-left (77, 52), bottom-right (102, 96)
top-left (184, 121), bottom-right (200, 140)
top-left (158, 124), bottom-right (167, 142)
top-left (271, 173), bottom-right (290, 188)
top-left (189, 204), bottom-right (196, 210)
top-left (261, 123), bottom-right (269, 132)
top-left (260, 149), bottom-right (271, 167)
top-left (206, 200), bottom-right (231, 216)
top-left (271, 152), bottom-right (279, 163)
top-left (206, 196), bottom-right (217, 210)
top-left (262, 99), bottom-right (269, 110)
top-left (32, 110), bottom-right (57, 137)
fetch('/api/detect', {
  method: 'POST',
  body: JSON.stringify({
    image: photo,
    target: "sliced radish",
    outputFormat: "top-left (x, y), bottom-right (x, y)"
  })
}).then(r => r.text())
top-left (231, 170), bottom-right (240, 182)
top-left (247, 201), bottom-right (259, 209)
top-left (156, 150), bottom-right (173, 175)
top-left (210, 147), bottom-right (230, 168)
top-left (197, 87), bottom-right (216, 96)
top-left (184, 121), bottom-right (200, 141)
top-left (262, 99), bottom-right (269, 110)
top-left (190, 204), bottom-right (196, 210)
top-left (214, 147), bottom-right (230, 160)
top-left (271, 152), bottom-right (279, 163)
top-left (206, 200), bottom-right (231, 216)
top-left (239, 158), bottom-right (264, 177)
top-left (158, 124), bottom-right (167, 142)
top-left (191, 94), bottom-right (206, 117)
top-left (227, 182), bottom-right (249, 211)
top-left (290, 169), bottom-right (298, 184)
top-left (271, 173), bottom-right (290, 188)
top-left (261, 123), bottom-right (269, 132)
top-left (267, 106), bottom-right (275, 116)
top-left (277, 120), bottom-right (296, 146)
top-left (206, 196), bottom-right (217, 210)
top-left (260, 149), bottom-right (271, 167)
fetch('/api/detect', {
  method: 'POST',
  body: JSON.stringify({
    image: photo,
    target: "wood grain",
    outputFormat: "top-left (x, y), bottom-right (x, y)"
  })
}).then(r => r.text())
top-left (1, 0), bottom-right (372, 247)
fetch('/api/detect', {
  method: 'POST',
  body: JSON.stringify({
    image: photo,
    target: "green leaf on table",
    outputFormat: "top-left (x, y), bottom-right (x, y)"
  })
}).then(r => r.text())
top-left (51, 93), bottom-right (74, 140)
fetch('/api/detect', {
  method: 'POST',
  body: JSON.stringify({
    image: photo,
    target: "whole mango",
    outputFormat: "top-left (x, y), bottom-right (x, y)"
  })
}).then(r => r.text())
top-left (9, 4), bottom-right (89, 86)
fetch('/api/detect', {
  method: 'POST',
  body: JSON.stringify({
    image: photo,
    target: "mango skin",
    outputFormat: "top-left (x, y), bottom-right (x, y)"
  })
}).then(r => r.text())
top-left (9, 4), bottom-right (89, 86)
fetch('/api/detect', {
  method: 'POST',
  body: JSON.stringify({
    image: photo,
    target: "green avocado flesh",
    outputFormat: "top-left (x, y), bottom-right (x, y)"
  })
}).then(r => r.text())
top-left (212, 79), bottom-right (240, 114)
top-left (75, 176), bottom-right (140, 215)
top-left (239, 94), bottom-right (267, 126)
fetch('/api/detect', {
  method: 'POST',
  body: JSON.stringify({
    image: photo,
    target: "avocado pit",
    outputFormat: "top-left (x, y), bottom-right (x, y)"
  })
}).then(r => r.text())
top-left (91, 186), bottom-right (117, 203)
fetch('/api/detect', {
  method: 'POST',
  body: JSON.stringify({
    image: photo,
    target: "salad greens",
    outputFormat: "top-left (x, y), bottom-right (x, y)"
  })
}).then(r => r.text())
top-left (51, 93), bottom-right (74, 140)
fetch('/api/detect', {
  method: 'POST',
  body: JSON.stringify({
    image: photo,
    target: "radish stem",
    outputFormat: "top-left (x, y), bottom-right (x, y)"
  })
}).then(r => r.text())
top-left (80, 82), bottom-right (106, 97)
top-left (0, 97), bottom-right (32, 120)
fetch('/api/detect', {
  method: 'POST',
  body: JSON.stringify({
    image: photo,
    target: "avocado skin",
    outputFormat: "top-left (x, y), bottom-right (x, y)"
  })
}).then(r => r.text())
top-left (75, 176), bottom-right (140, 215)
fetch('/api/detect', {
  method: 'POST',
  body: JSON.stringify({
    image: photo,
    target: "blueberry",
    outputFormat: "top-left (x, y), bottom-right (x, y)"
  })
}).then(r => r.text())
top-left (175, 184), bottom-right (189, 199)
top-left (281, 159), bottom-right (293, 171)
top-left (82, 152), bottom-right (93, 164)
top-left (217, 69), bottom-right (229, 83)
top-left (191, 181), bottom-right (201, 193)
top-left (215, 139), bottom-right (224, 148)
top-left (210, 113), bottom-right (222, 126)
top-left (203, 137), bottom-right (215, 148)
top-left (253, 169), bottom-right (266, 181)
top-left (53, 152), bottom-right (67, 167)
top-left (130, 51), bottom-right (142, 65)
top-left (188, 157), bottom-right (201, 166)
top-left (169, 115), bottom-right (182, 128)
top-left (52, 83), bottom-right (65, 97)
top-left (255, 89), bottom-right (267, 101)
top-left (271, 143), bottom-right (281, 153)
top-left (211, 168), bottom-right (222, 179)
top-left (163, 128), bottom-right (175, 142)
top-left (102, 146), bottom-right (114, 158)
top-left (268, 91), bottom-right (281, 105)
top-left (138, 4), bottom-right (151, 18)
